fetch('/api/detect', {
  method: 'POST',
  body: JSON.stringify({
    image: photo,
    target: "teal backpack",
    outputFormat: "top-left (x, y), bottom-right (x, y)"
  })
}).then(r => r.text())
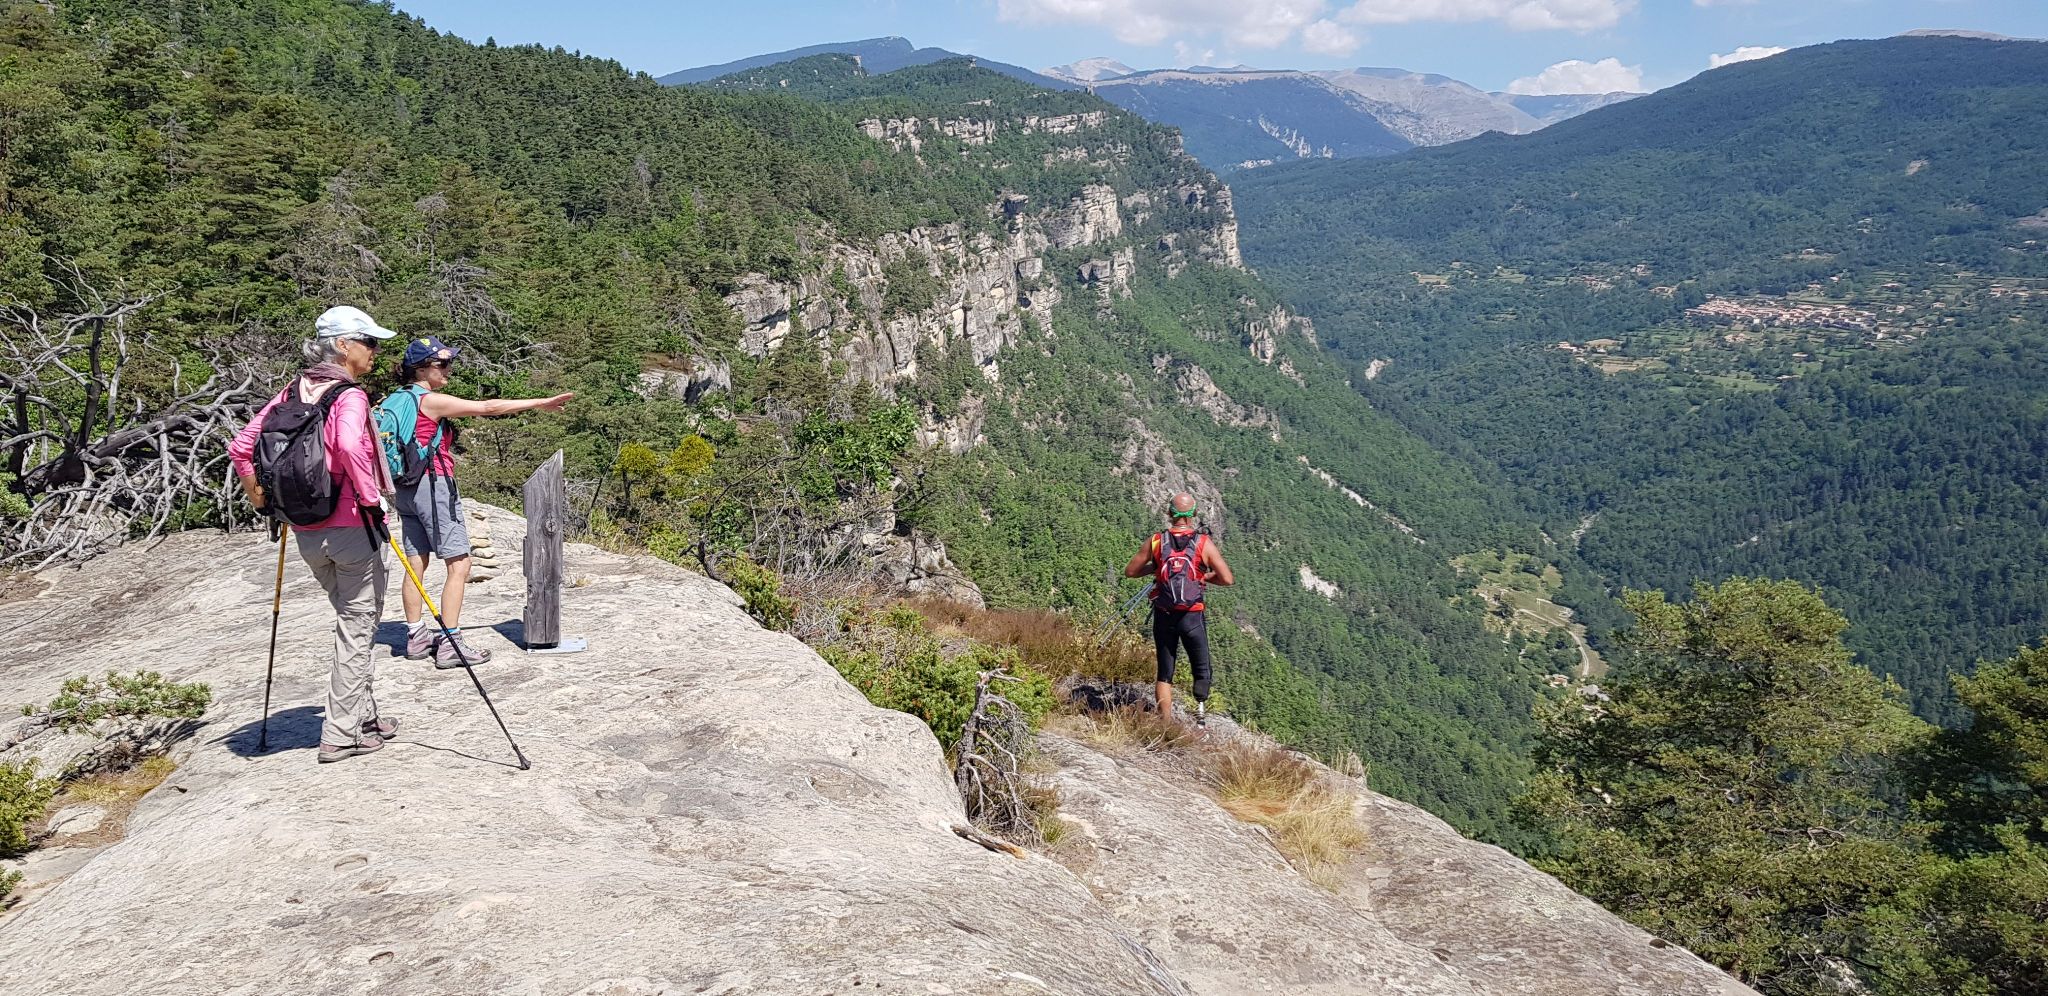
top-left (374, 385), bottom-right (447, 487)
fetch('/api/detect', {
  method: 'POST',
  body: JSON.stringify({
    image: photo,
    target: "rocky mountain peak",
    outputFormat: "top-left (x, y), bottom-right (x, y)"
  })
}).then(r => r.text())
top-left (1043, 57), bottom-right (1136, 83)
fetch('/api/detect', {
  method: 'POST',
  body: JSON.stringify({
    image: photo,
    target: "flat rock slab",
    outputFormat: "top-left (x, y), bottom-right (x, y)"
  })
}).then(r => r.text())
top-left (0, 508), bottom-right (1188, 995)
top-left (1039, 731), bottom-right (1755, 996)
top-left (1041, 733), bottom-right (1476, 995)
top-left (1340, 792), bottom-right (1758, 996)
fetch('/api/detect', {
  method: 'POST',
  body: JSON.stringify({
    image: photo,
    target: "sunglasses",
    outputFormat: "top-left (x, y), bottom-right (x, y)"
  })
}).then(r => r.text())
top-left (348, 336), bottom-right (381, 351)
top-left (423, 359), bottom-right (454, 369)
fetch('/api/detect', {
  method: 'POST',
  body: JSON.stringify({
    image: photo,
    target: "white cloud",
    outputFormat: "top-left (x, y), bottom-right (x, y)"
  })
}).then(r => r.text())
top-left (1337, 0), bottom-right (1636, 32)
top-left (1173, 40), bottom-right (1221, 66)
top-left (1708, 45), bottom-right (1786, 68)
top-left (1301, 18), bottom-right (1363, 56)
top-left (996, 0), bottom-right (1330, 49)
top-left (1506, 57), bottom-right (1643, 94)
top-left (995, 0), bottom-right (1632, 50)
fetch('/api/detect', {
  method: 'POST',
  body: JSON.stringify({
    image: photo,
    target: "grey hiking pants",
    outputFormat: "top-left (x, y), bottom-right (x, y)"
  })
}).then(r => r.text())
top-left (295, 526), bottom-right (388, 748)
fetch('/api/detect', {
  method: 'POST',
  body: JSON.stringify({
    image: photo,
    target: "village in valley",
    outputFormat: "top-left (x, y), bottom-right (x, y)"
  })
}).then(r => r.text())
top-left (1535, 254), bottom-right (2048, 390)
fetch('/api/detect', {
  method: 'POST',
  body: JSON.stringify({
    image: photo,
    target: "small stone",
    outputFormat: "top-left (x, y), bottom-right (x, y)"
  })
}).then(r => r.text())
top-left (44, 806), bottom-right (106, 838)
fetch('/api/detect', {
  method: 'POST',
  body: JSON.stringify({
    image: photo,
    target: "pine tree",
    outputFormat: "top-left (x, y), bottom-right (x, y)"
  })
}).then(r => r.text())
top-left (1521, 578), bottom-right (1937, 995)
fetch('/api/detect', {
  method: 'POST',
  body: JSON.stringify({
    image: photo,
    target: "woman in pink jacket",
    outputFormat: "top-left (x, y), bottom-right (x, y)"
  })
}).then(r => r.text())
top-left (230, 306), bottom-right (397, 763)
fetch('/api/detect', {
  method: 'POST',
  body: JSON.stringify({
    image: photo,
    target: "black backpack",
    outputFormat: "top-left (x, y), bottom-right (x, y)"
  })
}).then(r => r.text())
top-left (254, 376), bottom-right (362, 527)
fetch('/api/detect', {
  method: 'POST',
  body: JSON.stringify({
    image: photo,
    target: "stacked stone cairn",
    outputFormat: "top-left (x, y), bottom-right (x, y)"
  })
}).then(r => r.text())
top-left (467, 507), bottom-right (499, 582)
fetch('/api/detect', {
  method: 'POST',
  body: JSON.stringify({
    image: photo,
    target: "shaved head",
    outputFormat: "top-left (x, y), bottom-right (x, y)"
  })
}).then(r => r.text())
top-left (1171, 493), bottom-right (1196, 517)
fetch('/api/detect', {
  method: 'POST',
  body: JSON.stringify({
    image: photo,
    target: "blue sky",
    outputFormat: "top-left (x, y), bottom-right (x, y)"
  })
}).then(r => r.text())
top-left (390, 1), bottom-right (2048, 93)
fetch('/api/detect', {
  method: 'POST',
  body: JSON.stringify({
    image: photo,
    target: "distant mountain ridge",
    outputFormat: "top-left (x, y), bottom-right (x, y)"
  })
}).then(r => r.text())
top-left (1495, 91), bottom-right (1640, 126)
top-left (1307, 67), bottom-right (1544, 145)
top-left (1044, 56), bottom-right (1135, 82)
top-left (1077, 62), bottom-right (1638, 171)
top-left (660, 36), bottom-right (1076, 91)
top-left (1084, 69), bottom-right (1414, 169)
top-left (1899, 28), bottom-right (2039, 41)
top-left (671, 42), bottom-right (1639, 173)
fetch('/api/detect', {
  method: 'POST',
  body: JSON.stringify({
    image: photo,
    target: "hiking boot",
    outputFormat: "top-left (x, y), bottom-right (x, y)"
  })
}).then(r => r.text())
top-left (361, 716), bottom-right (398, 739)
top-left (404, 627), bottom-right (435, 661)
top-left (434, 630), bottom-right (493, 669)
top-left (317, 734), bottom-right (385, 764)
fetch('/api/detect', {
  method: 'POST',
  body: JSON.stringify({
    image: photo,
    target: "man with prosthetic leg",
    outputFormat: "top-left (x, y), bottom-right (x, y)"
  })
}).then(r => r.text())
top-left (1124, 494), bottom-right (1235, 726)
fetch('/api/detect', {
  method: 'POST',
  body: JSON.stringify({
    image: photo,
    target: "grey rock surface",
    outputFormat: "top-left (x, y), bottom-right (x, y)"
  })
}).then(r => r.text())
top-left (40, 805), bottom-right (104, 838)
top-left (0, 507), bottom-right (1186, 995)
top-left (1338, 787), bottom-right (1759, 996)
top-left (1040, 734), bottom-right (1476, 995)
top-left (1041, 725), bottom-right (1758, 996)
top-left (0, 506), bottom-right (1756, 996)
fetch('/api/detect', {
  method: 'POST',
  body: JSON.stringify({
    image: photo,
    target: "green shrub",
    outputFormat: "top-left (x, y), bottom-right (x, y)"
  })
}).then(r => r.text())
top-left (0, 761), bottom-right (54, 858)
top-left (882, 249), bottom-right (943, 319)
top-left (823, 608), bottom-right (1052, 749)
top-left (0, 471), bottom-right (31, 522)
top-left (22, 672), bottom-right (211, 730)
top-left (721, 556), bottom-right (796, 631)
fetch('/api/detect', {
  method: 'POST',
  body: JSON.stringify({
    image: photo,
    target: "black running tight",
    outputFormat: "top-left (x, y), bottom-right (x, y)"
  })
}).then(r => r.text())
top-left (1153, 609), bottom-right (1213, 701)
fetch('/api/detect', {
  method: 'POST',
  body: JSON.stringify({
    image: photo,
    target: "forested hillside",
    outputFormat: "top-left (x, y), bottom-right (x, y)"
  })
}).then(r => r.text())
top-left (1235, 37), bottom-right (2048, 722)
top-left (0, 0), bottom-right (1572, 846)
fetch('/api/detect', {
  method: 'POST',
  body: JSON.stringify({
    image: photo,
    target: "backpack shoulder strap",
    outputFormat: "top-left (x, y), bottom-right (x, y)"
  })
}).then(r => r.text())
top-left (320, 381), bottom-right (365, 411)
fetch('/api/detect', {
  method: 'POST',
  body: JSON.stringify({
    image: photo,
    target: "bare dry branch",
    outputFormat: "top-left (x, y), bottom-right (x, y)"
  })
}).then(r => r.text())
top-left (1, 265), bottom-right (268, 566)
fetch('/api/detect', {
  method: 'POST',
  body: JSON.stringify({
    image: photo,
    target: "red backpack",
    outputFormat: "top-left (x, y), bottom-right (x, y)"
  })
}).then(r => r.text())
top-left (1153, 530), bottom-right (1208, 612)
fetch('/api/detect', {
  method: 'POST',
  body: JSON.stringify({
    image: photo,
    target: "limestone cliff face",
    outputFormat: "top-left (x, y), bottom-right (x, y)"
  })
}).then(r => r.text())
top-left (704, 114), bottom-right (1255, 401)
top-left (856, 116), bottom-right (999, 151)
top-left (1244, 302), bottom-right (1316, 366)
top-left (0, 510), bottom-right (1756, 995)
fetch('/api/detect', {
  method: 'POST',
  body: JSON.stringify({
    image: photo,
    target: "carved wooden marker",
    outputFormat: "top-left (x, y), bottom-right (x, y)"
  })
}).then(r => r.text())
top-left (522, 450), bottom-right (585, 654)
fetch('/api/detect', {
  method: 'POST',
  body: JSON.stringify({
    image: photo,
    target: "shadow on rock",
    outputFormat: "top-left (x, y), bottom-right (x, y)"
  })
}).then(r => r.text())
top-left (488, 617), bottom-right (527, 650)
top-left (218, 705), bottom-right (323, 756)
top-left (395, 738), bottom-right (526, 771)
top-left (375, 620), bottom-right (410, 657)
top-left (1063, 679), bottom-right (1156, 714)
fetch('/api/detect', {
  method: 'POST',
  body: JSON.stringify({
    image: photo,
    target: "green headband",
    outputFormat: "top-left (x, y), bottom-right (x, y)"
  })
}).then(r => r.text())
top-left (1171, 508), bottom-right (1198, 519)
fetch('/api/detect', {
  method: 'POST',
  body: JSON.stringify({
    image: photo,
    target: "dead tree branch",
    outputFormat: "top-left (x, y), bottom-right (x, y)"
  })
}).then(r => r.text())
top-left (952, 668), bottom-right (1044, 844)
top-left (1, 265), bottom-right (267, 567)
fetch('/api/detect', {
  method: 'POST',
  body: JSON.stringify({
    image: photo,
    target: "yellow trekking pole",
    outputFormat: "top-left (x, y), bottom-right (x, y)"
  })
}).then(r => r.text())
top-left (381, 527), bottom-right (530, 770)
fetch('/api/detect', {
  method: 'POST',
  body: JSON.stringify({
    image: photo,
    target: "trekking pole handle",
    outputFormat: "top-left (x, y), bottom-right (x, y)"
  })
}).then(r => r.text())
top-left (272, 525), bottom-right (289, 613)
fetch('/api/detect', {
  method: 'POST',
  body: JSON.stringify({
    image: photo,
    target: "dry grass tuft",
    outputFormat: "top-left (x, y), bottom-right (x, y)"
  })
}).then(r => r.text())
top-left (62, 755), bottom-right (175, 806)
top-left (1063, 705), bottom-right (1370, 889)
top-left (1075, 704), bottom-right (1205, 757)
top-left (1206, 740), bottom-right (1366, 888)
top-left (911, 598), bottom-right (1154, 684)
top-left (35, 754), bottom-right (177, 850)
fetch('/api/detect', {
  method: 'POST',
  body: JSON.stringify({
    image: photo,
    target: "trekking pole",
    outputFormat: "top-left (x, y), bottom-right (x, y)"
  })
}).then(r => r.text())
top-left (258, 520), bottom-right (288, 752)
top-left (382, 530), bottom-right (531, 771)
top-left (1091, 588), bottom-right (1141, 646)
top-left (1094, 582), bottom-right (1155, 649)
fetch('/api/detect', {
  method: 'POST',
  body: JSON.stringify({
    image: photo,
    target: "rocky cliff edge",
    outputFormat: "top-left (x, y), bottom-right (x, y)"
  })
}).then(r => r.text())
top-left (0, 505), bottom-right (1753, 996)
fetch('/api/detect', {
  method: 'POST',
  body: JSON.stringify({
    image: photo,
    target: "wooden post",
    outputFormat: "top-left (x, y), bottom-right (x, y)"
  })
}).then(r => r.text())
top-left (522, 451), bottom-right (566, 650)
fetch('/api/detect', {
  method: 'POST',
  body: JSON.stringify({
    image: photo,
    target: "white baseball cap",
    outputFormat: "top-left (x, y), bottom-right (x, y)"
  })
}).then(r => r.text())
top-left (315, 305), bottom-right (398, 340)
